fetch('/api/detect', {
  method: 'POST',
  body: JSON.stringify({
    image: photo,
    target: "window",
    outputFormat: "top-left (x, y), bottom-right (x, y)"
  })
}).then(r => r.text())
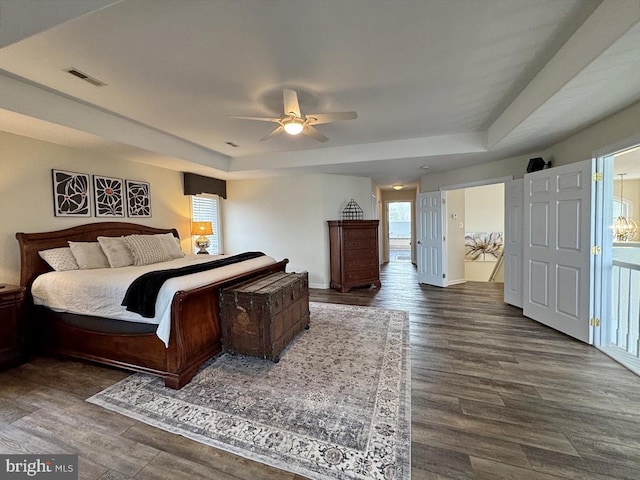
top-left (191, 194), bottom-right (222, 254)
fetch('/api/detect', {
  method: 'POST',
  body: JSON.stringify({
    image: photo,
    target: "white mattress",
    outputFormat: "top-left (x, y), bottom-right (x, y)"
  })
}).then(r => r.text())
top-left (32, 254), bottom-right (277, 347)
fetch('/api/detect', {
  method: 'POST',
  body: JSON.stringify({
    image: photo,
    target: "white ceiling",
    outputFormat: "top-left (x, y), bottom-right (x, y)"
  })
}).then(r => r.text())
top-left (1, 0), bottom-right (640, 189)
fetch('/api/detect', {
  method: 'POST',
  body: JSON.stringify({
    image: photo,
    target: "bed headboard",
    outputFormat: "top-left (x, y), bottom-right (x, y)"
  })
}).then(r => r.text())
top-left (15, 222), bottom-right (180, 291)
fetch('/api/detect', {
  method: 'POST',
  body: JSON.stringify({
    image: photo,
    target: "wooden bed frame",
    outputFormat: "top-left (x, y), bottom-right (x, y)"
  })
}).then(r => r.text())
top-left (15, 222), bottom-right (288, 389)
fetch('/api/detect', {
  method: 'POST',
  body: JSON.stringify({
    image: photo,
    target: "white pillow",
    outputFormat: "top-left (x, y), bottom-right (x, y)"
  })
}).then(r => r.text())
top-left (68, 241), bottom-right (110, 269)
top-left (38, 247), bottom-right (79, 271)
top-left (97, 236), bottom-right (135, 268)
top-left (156, 233), bottom-right (184, 259)
top-left (124, 234), bottom-right (174, 266)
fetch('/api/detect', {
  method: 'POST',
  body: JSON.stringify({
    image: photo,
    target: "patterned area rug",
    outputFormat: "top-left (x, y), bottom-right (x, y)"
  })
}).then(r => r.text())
top-left (87, 302), bottom-right (411, 480)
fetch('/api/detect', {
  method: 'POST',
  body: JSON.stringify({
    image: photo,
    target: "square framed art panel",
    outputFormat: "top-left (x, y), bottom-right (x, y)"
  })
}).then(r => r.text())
top-left (125, 180), bottom-right (151, 218)
top-left (51, 169), bottom-right (91, 217)
top-left (93, 175), bottom-right (125, 217)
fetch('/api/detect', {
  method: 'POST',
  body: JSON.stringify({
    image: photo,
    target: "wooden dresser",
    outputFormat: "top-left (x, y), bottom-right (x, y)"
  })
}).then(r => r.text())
top-left (0, 284), bottom-right (26, 370)
top-left (328, 220), bottom-right (381, 293)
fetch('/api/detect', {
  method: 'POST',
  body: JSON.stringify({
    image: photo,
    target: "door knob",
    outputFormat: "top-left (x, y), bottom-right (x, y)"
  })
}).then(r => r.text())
top-left (417, 240), bottom-right (422, 245)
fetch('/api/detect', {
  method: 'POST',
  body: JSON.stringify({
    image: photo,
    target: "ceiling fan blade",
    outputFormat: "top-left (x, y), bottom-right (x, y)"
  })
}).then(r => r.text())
top-left (260, 125), bottom-right (284, 141)
top-left (228, 115), bottom-right (281, 123)
top-left (303, 125), bottom-right (329, 143)
top-left (283, 89), bottom-right (301, 118)
top-left (305, 111), bottom-right (358, 125)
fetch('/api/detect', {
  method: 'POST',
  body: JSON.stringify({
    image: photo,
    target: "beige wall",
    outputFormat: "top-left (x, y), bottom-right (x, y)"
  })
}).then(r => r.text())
top-left (613, 178), bottom-right (640, 224)
top-left (0, 131), bottom-right (191, 285)
top-left (464, 183), bottom-right (504, 282)
top-left (445, 189), bottom-right (466, 284)
top-left (224, 174), bottom-right (373, 288)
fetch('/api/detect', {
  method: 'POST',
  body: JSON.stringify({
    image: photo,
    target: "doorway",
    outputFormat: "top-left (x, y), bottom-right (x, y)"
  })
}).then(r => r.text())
top-left (388, 201), bottom-right (412, 262)
top-left (600, 145), bottom-right (640, 374)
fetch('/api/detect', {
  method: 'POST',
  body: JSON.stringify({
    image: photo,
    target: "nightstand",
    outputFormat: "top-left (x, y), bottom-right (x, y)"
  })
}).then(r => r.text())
top-left (0, 284), bottom-right (26, 369)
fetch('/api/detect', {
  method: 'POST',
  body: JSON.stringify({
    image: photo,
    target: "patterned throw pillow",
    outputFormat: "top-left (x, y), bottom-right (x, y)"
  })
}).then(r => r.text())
top-left (156, 233), bottom-right (184, 259)
top-left (38, 247), bottom-right (79, 271)
top-left (97, 236), bottom-right (135, 268)
top-left (124, 234), bottom-right (174, 266)
top-left (68, 241), bottom-right (110, 269)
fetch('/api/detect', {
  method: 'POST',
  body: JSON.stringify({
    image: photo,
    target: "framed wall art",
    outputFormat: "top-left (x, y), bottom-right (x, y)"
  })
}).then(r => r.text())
top-left (51, 169), bottom-right (91, 217)
top-left (93, 175), bottom-right (124, 217)
top-left (126, 179), bottom-right (151, 218)
top-left (464, 232), bottom-right (504, 261)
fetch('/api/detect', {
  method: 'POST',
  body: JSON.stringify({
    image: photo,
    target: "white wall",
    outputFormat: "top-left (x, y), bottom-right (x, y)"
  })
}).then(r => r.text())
top-left (224, 173), bottom-right (373, 288)
top-left (0, 131), bottom-right (191, 285)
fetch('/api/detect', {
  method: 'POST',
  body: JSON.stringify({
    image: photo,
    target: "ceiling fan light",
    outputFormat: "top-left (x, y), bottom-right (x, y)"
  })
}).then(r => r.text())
top-left (284, 121), bottom-right (304, 135)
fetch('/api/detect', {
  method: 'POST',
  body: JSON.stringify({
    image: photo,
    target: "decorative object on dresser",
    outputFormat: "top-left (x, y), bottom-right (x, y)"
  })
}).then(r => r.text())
top-left (51, 169), bottom-right (91, 217)
top-left (341, 198), bottom-right (364, 220)
top-left (88, 302), bottom-right (411, 480)
top-left (0, 284), bottom-right (26, 369)
top-left (219, 272), bottom-right (309, 362)
top-left (191, 221), bottom-right (213, 254)
top-left (15, 222), bottom-right (288, 388)
top-left (328, 220), bottom-right (381, 293)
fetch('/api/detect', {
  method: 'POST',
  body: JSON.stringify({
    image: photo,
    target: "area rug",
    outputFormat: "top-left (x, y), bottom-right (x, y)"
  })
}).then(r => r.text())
top-left (87, 302), bottom-right (411, 480)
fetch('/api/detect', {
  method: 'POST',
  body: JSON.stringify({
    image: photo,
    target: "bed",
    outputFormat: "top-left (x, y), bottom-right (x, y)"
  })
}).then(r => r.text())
top-left (15, 222), bottom-right (288, 388)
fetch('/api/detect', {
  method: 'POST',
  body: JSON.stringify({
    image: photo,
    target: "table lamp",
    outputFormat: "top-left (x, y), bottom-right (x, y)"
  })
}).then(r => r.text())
top-left (191, 221), bottom-right (213, 254)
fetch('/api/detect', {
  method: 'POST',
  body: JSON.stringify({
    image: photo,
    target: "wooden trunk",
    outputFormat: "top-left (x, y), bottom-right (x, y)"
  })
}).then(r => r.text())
top-left (220, 272), bottom-right (310, 362)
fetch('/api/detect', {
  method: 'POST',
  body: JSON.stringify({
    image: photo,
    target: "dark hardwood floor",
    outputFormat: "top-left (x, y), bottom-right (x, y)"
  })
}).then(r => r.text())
top-left (2, 261), bottom-right (640, 479)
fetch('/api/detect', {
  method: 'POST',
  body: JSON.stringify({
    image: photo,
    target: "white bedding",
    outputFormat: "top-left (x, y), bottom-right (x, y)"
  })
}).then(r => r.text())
top-left (32, 254), bottom-right (277, 347)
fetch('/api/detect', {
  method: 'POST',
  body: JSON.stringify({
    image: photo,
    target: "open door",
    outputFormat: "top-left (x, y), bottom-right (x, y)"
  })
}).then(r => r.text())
top-left (416, 191), bottom-right (446, 286)
top-left (523, 159), bottom-right (599, 343)
top-left (504, 179), bottom-right (524, 307)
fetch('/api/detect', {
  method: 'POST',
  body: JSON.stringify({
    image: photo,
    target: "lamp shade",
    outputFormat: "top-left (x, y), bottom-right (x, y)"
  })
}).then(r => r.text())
top-left (191, 221), bottom-right (213, 236)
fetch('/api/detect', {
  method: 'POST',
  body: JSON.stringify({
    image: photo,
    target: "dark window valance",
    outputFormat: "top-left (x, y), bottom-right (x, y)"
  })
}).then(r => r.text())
top-left (183, 172), bottom-right (227, 199)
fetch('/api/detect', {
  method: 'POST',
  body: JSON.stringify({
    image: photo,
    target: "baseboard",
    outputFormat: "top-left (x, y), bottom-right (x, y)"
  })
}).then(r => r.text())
top-left (447, 279), bottom-right (466, 286)
top-left (309, 282), bottom-right (330, 289)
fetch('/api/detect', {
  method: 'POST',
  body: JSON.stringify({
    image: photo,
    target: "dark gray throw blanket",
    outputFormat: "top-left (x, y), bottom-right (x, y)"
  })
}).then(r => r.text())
top-left (122, 252), bottom-right (266, 318)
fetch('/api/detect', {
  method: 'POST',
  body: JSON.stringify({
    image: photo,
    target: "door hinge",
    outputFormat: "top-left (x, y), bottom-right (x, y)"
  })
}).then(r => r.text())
top-left (592, 172), bottom-right (603, 182)
top-left (443, 273), bottom-right (446, 279)
top-left (590, 317), bottom-right (601, 327)
top-left (443, 235), bottom-right (446, 241)
top-left (591, 245), bottom-right (602, 255)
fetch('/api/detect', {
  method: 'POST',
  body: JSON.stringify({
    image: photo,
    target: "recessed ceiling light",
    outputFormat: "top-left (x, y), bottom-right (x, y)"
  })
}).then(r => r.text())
top-left (420, 165), bottom-right (430, 170)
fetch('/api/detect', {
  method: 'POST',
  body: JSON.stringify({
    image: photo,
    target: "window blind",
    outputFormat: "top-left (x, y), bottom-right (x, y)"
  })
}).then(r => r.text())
top-left (191, 194), bottom-right (222, 254)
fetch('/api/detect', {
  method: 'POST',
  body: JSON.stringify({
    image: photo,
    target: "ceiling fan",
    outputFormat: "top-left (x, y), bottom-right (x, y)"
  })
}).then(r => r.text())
top-left (229, 89), bottom-right (357, 143)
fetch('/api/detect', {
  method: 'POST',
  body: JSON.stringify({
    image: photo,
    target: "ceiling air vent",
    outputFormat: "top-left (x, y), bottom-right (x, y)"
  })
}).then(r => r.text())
top-left (65, 68), bottom-right (107, 87)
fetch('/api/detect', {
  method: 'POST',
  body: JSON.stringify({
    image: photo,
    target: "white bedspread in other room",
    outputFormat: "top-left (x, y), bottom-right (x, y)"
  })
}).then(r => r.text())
top-left (32, 254), bottom-right (277, 347)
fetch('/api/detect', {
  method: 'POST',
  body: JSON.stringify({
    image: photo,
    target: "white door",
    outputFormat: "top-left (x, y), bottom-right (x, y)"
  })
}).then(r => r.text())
top-left (523, 159), bottom-right (595, 343)
top-left (416, 191), bottom-right (446, 287)
top-left (504, 179), bottom-right (524, 308)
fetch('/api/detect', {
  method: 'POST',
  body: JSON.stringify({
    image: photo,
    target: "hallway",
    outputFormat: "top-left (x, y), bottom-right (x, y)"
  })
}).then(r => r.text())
top-left (311, 262), bottom-right (640, 479)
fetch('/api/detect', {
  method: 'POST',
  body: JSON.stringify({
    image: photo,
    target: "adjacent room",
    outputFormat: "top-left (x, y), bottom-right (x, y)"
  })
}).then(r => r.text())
top-left (2, 1), bottom-right (640, 480)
